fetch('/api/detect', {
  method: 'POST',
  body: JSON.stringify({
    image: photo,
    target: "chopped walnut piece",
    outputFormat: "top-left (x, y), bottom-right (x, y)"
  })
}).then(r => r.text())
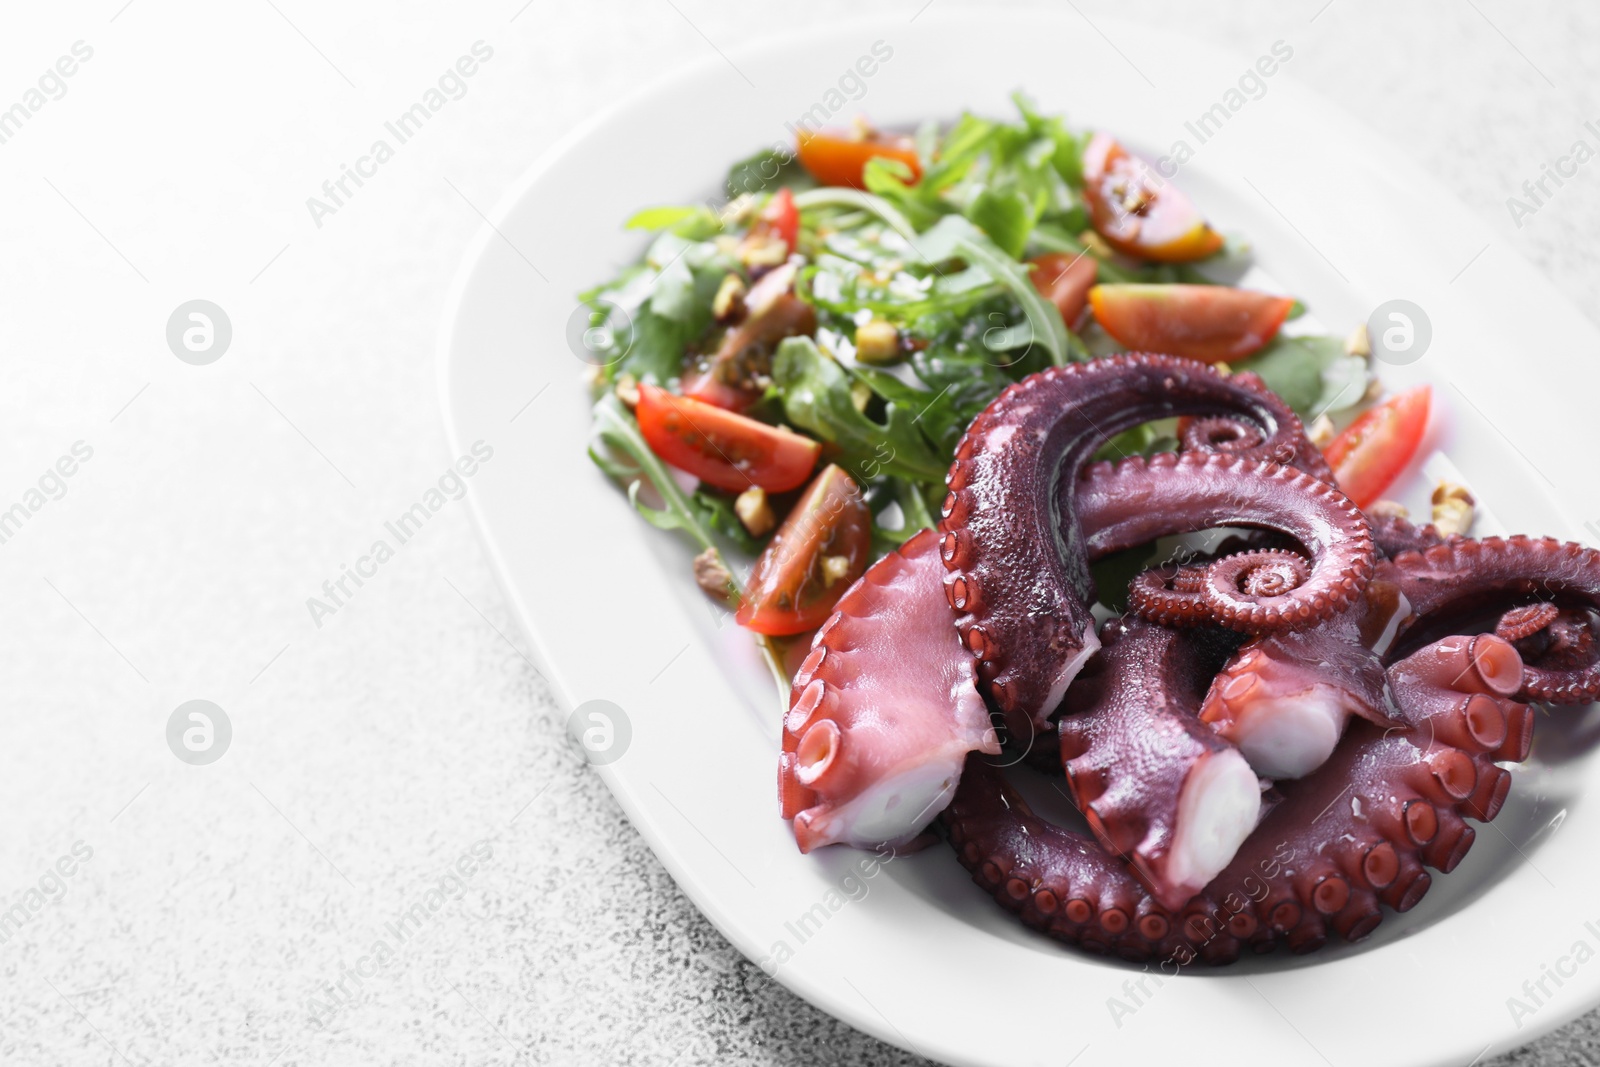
top-left (1078, 230), bottom-right (1115, 259)
top-left (1367, 499), bottom-right (1410, 521)
top-left (614, 374), bottom-right (640, 410)
top-left (1346, 322), bottom-right (1371, 358)
top-left (1431, 482), bottom-right (1475, 537)
top-left (734, 486), bottom-right (775, 537)
top-left (693, 548), bottom-right (737, 607)
top-left (1307, 413), bottom-right (1336, 448)
top-left (712, 273), bottom-right (747, 322)
top-left (821, 554), bottom-right (852, 587)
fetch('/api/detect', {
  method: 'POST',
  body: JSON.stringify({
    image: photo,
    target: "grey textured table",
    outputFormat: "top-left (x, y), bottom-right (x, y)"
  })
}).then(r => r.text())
top-left (3, 1), bottom-right (1597, 1063)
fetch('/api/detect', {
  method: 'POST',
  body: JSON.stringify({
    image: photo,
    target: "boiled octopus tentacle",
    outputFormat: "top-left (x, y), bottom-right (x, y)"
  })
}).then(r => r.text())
top-left (1197, 632), bottom-right (1532, 956)
top-left (1384, 535), bottom-right (1600, 704)
top-left (779, 529), bottom-right (999, 852)
top-left (944, 633), bottom-right (1533, 962)
top-left (1177, 382), bottom-right (1336, 485)
top-left (944, 756), bottom-right (1194, 963)
top-left (1198, 575), bottom-right (1406, 779)
top-left (1369, 510), bottom-right (1450, 559)
top-left (1078, 452), bottom-right (1375, 636)
top-left (1506, 606), bottom-right (1597, 673)
top-left (938, 353), bottom-right (1328, 736)
top-left (1058, 616), bottom-right (1261, 910)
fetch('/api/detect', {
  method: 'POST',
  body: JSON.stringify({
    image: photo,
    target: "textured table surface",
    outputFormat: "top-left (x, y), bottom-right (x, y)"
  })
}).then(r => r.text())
top-left (3, 1), bottom-right (1598, 1063)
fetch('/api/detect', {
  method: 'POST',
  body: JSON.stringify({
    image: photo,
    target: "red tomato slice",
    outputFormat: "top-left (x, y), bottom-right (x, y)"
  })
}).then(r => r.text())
top-left (1087, 284), bottom-right (1295, 363)
top-left (759, 187), bottom-right (799, 254)
top-left (1323, 385), bottom-right (1432, 509)
top-left (636, 383), bottom-right (820, 493)
top-left (1082, 133), bottom-right (1224, 263)
top-left (796, 127), bottom-right (922, 190)
top-left (737, 464), bottom-right (871, 636)
top-left (1028, 252), bottom-right (1099, 326)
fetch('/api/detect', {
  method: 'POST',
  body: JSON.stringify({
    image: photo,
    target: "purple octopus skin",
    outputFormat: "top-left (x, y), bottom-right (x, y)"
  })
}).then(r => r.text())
top-left (1382, 535), bottom-right (1600, 704)
top-left (1368, 511), bottom-right (1451, 559)
top-left (1058, 616), bottom-right (1262, 911)
top-left (939, 356), bottom-right (1369, 741)
top-left (1074, 453), bottom-right (1375, 639)
top-left (1179, 407), bottom-right (1336, 485)
top-left (943, 632), bottom-right (1533, 963)
top-left (1197, 574), bottom-right (1407, 780)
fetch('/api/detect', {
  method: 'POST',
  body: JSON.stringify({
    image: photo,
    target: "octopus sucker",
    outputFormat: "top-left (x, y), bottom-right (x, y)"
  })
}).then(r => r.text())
top-left (779, 529), bottom-right (999, 853)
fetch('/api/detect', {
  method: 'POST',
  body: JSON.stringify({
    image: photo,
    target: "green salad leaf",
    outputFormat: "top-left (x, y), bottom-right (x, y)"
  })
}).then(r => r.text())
top-left (1232, 334), bottom-right (1370, 417)
top-left (771, 337), bottom-right (947, 484)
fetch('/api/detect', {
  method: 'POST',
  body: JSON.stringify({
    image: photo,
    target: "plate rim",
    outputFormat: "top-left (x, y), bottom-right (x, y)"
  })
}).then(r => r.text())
top-left (436, 11), bottom-right (1600, 1064)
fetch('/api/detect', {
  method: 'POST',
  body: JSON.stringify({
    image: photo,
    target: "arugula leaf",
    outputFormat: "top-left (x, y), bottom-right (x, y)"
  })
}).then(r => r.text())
top-left (793, 187), bottom-right (921, 243)
top-left (692, 488), bottom-right (763, 554)
top-left (771, 337), bottom-right (946, 484)
top-left (725, 147), bottom-right (815, 198)
top-left (968, 186), bottom-right (1033, 259)
top-left (589, 394), bottom-right (723, 562)
top-left (1231, 334), bottom-right (1371, 417)
top-left (625, 204), bottom-right (724, 239)
top-left (917, 215), bottom-right (1072, 365)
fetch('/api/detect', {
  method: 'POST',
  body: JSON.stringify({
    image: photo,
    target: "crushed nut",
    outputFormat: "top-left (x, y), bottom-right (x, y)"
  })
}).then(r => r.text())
top-left (1362, 377), bottom-right (1383, 404)
top-left (740, 233), bottom-right (789, 268)
top-left (1367, 499), bottom-right (1410, 521)
top-left (712, 273), bottom-right (747, 322)
top-left (693, 548), bottom-right (737, 607)
top-left (734, 486), bottom-right (775, 537)
top-left (1307, 413), bottom-right (1336, 448)
top-left (853, 319), bottom-right (903, 365)
top-left (821, 554), bottom-right (853, 587)
top-left (1078, 230), bottom-right (1114, 259)
top-left (614, 373), bottom-right (640, 410)
top-left (721, 193), bottom-right (757, 227)
top-left (850, 115), bottom-right (876, 141)
top-left (1213, 361), bottom-right (1233, 378)
top-left (1431, 481), bottom-right (1475, 537)
top-left (1346, 322), bottom-right (1371, 358)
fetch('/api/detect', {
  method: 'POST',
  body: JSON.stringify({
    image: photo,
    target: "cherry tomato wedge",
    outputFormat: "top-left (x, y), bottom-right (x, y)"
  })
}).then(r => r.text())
top-left (737, 464), bottom-right (871, 636)
top-left (756, 187), bottom-right (800, 255)
top-left (1087, 284), bottom-right (1295, 363)
top-left (1323, 385), bottom-right (1432, 509)
top-left (636, 383), bottom-right (820, 493)
top-left (796, 127), bottom-right (922, 190)
top-left (1028, 252), bottom-right (1099, 326)
top-left (1082, 132), bottom-right (1224, 263)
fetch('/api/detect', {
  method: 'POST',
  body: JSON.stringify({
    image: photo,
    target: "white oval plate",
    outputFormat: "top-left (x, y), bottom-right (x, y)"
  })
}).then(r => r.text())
top-left (438, 12), bottom-right (1600, 1066)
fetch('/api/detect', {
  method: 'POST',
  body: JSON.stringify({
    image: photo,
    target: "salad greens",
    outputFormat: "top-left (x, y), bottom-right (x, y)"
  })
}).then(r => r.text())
top-left (582, 96), bottom-right (1374, 588)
